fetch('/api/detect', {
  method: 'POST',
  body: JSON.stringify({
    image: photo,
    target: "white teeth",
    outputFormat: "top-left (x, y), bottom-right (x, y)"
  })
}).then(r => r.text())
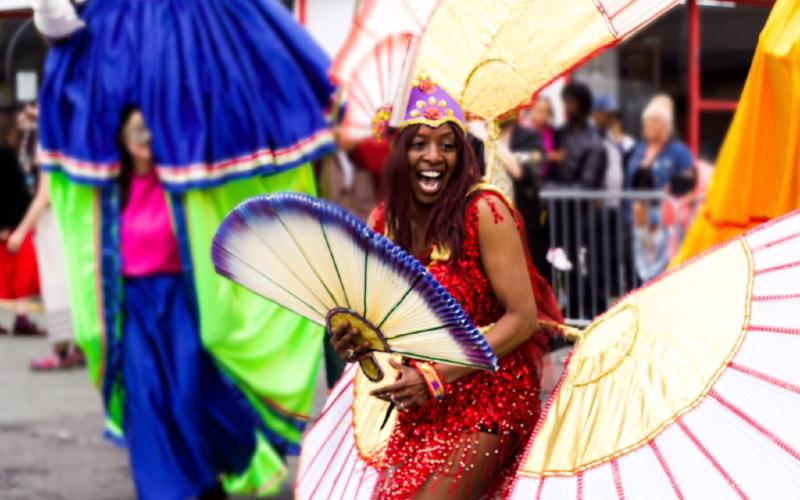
top-left (420, 171), bottom-right (442, 179)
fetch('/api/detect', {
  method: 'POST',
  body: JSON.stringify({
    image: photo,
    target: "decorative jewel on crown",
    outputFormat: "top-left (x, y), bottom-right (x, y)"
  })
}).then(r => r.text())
top-left (372, 104), bottom-right (393, 141)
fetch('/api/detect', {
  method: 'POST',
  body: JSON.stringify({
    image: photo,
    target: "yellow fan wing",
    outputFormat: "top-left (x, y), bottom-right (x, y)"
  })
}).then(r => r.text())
top-left (413, 0), bottom-right (678, 120)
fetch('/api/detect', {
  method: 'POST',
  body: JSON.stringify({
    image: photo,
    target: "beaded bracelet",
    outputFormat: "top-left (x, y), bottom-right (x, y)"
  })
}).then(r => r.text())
top-left (411, 360), bottom-right (447, 401)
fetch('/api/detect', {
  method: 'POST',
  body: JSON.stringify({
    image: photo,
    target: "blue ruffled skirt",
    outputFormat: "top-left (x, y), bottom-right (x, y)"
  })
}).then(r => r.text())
top-left (39, 0), bottom-right (335, 190)
top-left (122, 274), bottom-right (257, 500)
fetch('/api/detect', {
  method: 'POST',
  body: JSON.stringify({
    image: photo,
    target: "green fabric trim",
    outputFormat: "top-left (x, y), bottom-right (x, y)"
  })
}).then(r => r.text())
top-left (47, 173), bottom-right (105, 386)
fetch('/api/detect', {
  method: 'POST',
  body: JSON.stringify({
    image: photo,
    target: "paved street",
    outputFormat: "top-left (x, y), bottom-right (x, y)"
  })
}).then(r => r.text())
top-left (0, 308), bottom-right (316, 500)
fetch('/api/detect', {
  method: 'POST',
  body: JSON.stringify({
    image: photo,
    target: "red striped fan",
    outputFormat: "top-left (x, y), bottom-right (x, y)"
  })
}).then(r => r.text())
top-left (330, 0), bottom-right (440, 85)
top-left (338, 33), bottom-right (416, 141)
top-left (331, 0), bottom-right (441, 142)
top-left (511, 209), bottom-right (800, 499)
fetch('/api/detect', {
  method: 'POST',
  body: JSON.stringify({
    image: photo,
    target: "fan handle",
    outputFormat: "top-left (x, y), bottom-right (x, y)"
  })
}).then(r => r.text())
top-left (326, 308), bottom-right (390, 382)
top-left (358, 354), bottom-right (384, 382)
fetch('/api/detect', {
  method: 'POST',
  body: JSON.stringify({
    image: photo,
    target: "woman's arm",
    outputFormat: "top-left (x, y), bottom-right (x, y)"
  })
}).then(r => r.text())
top-left (7, 172), bottom-right (50, 253)
top-left (371, 197), bottom-right (540, 408)
top-left (436, 197), bottom-right (538, 383)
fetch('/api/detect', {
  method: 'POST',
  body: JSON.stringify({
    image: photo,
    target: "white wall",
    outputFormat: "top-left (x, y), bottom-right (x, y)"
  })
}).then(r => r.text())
top-left (299, 0), bottom-right (358, 57)
top-left (0, 0), bottom-right (30, 11)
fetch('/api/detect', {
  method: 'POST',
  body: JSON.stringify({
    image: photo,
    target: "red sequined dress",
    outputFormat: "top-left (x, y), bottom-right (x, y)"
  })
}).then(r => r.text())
top-left (370, 188), bottom-right (562, 498)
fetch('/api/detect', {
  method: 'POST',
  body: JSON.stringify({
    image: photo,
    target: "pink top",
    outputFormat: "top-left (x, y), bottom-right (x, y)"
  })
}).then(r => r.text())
top-left (120, 170), bottom-right (182, 277)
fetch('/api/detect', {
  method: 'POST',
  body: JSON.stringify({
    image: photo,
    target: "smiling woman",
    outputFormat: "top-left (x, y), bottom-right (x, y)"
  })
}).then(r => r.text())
top-left (322, 73), bottom-right (564, 499)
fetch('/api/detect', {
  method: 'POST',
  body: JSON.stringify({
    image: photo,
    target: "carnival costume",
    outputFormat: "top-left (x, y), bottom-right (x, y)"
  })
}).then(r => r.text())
top-left (34, 0), bottom-right (335, 496)
top-left (296, 0), bottom-right (800, 498)
top-left (292, 70), bottom-right (562, 498)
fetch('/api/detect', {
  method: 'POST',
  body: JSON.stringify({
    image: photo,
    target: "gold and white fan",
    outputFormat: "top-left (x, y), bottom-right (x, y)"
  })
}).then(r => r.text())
top-left (211, 193), bottom-right (497, 382)
top-left (511, 209), bottom-right (800, 499)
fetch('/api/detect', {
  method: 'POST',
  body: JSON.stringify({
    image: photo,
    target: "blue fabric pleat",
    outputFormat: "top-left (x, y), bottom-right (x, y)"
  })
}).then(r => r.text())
top-left (39, 0), bottom-right (335, 191)
top-left (122, 274), bottom-right (258, 500)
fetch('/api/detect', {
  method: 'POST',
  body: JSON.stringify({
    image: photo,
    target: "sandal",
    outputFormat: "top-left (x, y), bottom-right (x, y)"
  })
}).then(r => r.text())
top-left (30, 353), bottom-right (68, 371)
top-left (30, 349), bottom-right (85, 371)
top-left (62, 349), bottom-right (86, 368)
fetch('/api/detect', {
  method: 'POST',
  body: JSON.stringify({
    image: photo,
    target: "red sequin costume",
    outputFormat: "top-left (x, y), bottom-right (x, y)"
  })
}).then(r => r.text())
top-left (370, 188), bottom-right (562, 498)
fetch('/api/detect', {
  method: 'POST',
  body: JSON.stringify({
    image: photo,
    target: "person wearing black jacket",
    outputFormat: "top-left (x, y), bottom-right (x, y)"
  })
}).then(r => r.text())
top-left (547, 82), bottom-right (607, 189)
top-left (545, 83), bottom-right (609, 321)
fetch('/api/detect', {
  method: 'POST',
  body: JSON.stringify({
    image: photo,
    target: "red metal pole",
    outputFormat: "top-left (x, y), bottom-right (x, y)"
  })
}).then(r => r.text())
top-left (296, 0), bottom-right (306, 24)
top-left (687, 0), bottom-right (700, 156)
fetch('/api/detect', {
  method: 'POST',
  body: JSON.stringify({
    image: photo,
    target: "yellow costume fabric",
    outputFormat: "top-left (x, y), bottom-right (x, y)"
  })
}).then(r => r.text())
top-left (671, 0), bottom-right (800, 266)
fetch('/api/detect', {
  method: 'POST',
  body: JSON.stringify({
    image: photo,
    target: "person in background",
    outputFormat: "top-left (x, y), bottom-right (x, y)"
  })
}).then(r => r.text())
top-left (592, 96), bottom-right (637, 196)
top-left (114, 108), bottom-right (260, 499)
top-left (0, 104), bottom-right (44, 336)
top-left (546, 82), bottom-right (606, 189)
top-left (7, 103), bottom-right (82, 370)
top-left (590, 97), bottom-right (637, 308)
top-left (520, 96), bottom-right (556, 180)
top-left (627, 94), bottom-right (695, 284)
top-left (543, 83), bottom-right (607, 319)
top-left (626, 94), bottom-right (694, 191)
top-left (318, 127), bottom-right (385, 224)
top-left (632, 198), bottom-right (669, 283)
top-left (607, 111), bottom-right (636, 164)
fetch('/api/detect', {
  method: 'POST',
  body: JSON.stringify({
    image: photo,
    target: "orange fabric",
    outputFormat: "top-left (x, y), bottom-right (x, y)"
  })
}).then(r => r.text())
top-left (671, 0), bottom-right (800, 267)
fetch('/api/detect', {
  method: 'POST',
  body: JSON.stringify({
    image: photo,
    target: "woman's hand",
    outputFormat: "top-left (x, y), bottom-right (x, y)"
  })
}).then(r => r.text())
top-left (329, 322), bottom-right (371, 363)
top-left (6, 229), bottom-right (26, 254)
top-left (369, 359), bottom-right (428, 411)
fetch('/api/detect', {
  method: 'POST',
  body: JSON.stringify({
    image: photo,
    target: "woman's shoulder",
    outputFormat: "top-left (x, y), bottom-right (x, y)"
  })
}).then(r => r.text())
top-left (663, 139), bottom-right (694, 166)
top-left (665, 138), bottom-right (692, 156)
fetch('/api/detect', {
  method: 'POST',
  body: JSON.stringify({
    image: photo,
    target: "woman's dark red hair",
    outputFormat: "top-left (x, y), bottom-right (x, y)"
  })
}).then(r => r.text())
top-left (383, 123), bottom-right (481, 262)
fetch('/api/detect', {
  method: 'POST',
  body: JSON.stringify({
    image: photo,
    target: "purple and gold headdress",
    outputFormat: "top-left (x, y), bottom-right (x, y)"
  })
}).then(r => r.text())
top-left (381, 70), bottom-right (466, 137)
top-left (396, 72), bottom-right (466, 133)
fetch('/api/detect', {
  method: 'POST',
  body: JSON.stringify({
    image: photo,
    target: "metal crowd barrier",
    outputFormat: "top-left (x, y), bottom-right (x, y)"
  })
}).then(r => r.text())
top-left (537, 189), bottom-right (689, 327)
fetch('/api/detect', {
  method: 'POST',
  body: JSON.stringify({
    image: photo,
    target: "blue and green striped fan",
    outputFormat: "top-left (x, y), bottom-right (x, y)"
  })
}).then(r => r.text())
top-left (211, 193), bottom-right (497, 382)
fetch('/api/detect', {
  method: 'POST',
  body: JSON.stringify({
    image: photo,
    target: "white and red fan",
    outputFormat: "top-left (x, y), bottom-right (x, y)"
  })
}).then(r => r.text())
top-left (331, 0), bottom-right (441, 142)
top-left (511, 209), bottom-right (800, 499)
top-left (296, 355), bottom-right (396, 500)
top-left (338, 33), bottom-right (416, 141)
top-left (330, 0), bottom-right (440, 85)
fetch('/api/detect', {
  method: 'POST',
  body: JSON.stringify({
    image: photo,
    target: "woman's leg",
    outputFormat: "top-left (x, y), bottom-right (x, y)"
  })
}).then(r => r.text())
top-left (414, 431), bottom-right (516, 500)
